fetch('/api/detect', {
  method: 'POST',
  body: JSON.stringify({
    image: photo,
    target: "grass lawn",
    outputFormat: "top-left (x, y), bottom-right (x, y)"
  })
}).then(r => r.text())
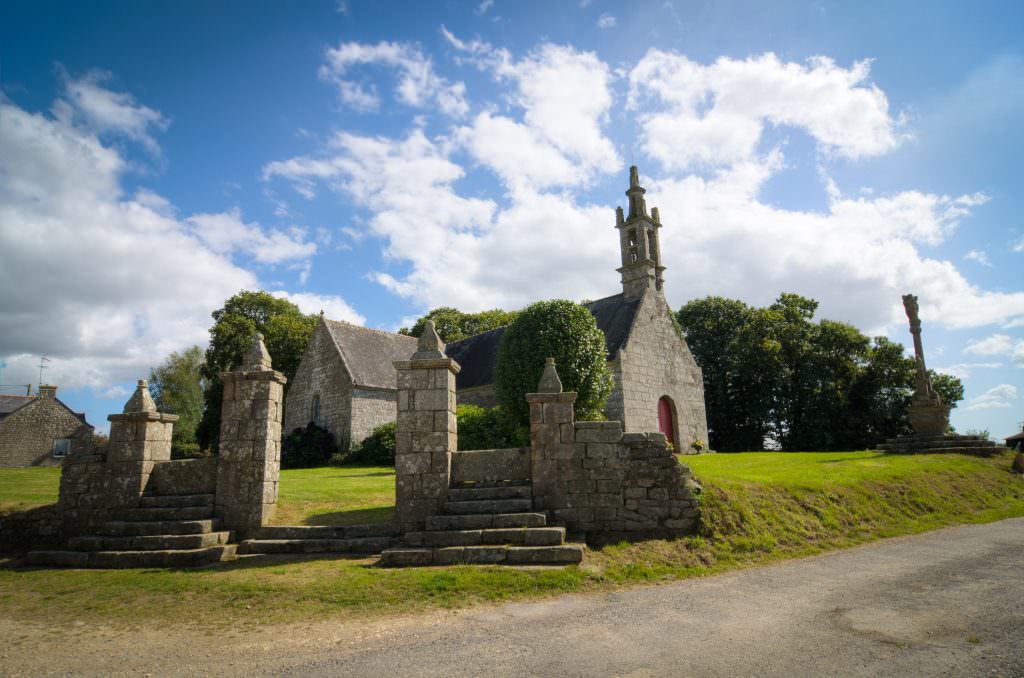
top-left (1, 451), bottom-right (1021, 627)
top-left (0, 467), bottom-right (61, 514)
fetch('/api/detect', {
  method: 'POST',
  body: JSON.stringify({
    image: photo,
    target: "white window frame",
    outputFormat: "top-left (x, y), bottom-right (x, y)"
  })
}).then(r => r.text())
top-left (52, 438), bottom-right (72, 458)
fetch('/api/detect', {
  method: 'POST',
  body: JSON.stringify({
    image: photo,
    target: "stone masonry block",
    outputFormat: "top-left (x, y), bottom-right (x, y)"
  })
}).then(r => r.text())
top-left (530, 403), bottom-right (543, 424)
top-left (531, 424), bottom-right (559, 446)
top-left (586, 443), bottom-right (619, 459)
top-left (574, 425), bottom-right (623, 444)
top-left (431, 450), bottom-right (450, 473)
top-left (545, 443), bottom-right (576, 460)
top-left (543, 402), bottom-right (573, 424)
top-left (396, 453), bottom-right (431, 476)
top-left (560, 423), bottom-right (575, 443)
top-left (416, 388), bottom-right (448, 411)
top-left (413, 431), bottom-right (448, 453)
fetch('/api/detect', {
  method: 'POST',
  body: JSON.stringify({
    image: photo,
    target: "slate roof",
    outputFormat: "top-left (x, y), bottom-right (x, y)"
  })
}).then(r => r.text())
top-left (323, 319), bottom-right (418, 390)
top-left (0, 394), bottom-right (91, 425)
top-left (0, 395), bottom-right (34, 420)
top-left (445, 293), bottom-right (641, 391)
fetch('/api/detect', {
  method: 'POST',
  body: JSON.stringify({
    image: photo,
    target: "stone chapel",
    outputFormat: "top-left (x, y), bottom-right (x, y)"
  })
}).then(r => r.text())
top-left (284, 167), bottom-right (709, 451)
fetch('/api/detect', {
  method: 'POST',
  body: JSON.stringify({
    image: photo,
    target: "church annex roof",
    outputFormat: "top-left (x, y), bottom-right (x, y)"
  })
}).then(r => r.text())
top-left (445, 293), bottom-right (641, 391)
top-left (323, 319), bottom-right (418, 390)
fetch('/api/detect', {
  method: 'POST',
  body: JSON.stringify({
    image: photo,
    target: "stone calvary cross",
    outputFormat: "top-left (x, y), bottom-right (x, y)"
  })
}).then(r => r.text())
top-left (901, 294), bottom-right (949, 435)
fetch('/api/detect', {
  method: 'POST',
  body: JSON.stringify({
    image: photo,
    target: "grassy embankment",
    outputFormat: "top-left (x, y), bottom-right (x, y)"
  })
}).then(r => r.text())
top-left (0, 451), bottom-right (1021, 627)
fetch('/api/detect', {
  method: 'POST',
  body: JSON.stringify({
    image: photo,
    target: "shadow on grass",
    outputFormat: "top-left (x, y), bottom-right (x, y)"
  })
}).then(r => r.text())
top-left (301, 506), bottom-right (395, 526)
top-left (818, 453), bottom-right (885, 464)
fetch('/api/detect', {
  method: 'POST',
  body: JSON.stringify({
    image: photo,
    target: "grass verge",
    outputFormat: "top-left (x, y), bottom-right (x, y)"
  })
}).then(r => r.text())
top-left (0, 452), bottom-right (1021, 628)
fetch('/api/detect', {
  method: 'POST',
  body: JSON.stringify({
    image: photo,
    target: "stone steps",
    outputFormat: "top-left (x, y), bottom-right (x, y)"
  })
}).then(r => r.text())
top-left (405, 526), bottom-right (565, 548)
top-left (97, 518), bottom-right (223, 537)
top-left (443, 497), bottom-right (534, 515)
top-left (138, 493), bottom-right (214, 508)
top-left (25, 545), bottom-right (237, 569)
top-left (236, 536), bottom-right (396, 555)
top-left (116, 505), bottom-right (215, 522)
top-left (379, 544), bottom-right (584, 567)
top-left (68, 531), bottom-right (231, 552)
top-left (447, 485), bottom-right (532, 501)
top-left (883, 446), bottom-right (1008, 457)
top-left (426, 512), bottom-right (548, 531)
top-left (254, 523), bottom-right (400, 540)
top-left (877, 434), bottom-right (1009, 457)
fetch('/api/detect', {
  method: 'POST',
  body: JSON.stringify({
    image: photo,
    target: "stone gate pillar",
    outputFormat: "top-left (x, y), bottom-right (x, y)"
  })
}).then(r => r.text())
top-left (526, 358), bottom-right (577, 511)
top-left (393, 321), bottom-right (460, 530)
top-left (105, 379), bottom-right (178, 505)
top-left (215, 333), bottom-right (286, 538)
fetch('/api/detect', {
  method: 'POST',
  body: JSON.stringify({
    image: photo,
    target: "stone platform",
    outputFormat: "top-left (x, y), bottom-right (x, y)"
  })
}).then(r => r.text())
top-left (877, 433), bottom-right (1010, 457)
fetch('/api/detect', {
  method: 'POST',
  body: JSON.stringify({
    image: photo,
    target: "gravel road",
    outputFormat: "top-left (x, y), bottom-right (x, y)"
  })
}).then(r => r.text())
top-left (3, 517), bottom-right (1022, 677)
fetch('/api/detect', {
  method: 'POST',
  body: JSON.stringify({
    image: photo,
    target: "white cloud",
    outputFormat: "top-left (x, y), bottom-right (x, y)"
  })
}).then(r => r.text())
top-left (628, 51), bottom-right (903, 170)
top-left (597, 14), bottom-right (617, 28)
top-left (966, 383), bottom-right (1017, 410)
top-left (964, 248), bottom-right (992, 266)
top-left (476, 0), bottom-right (494, 15)
top-left (1012, 235), bottom-right (1024, 253)
top-left (319, 41), bottom-right (468, 117)
top-left (53, 68), bottom-right (169, 154)
top-left (965, 333), bottom-right (1014, 356)
top-left (270, 291), bottom-right (365, 325)
top-left (934, 362), bottom-right (1003, 379)
top-left (0, 87), bottom-right (332, 392)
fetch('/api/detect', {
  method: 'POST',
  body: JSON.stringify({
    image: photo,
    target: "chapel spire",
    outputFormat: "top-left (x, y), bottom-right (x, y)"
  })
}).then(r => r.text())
top-left (615, 165), bottom-right (665, 299)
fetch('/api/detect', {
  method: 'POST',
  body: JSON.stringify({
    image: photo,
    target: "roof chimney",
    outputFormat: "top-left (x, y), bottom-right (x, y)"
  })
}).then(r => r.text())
top-left (38, 384), bottom-right (57, 398)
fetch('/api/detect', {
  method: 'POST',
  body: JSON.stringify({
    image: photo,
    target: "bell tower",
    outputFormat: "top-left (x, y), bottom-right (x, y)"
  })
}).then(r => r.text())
top-left (616, 166), bottom-right (665, 299)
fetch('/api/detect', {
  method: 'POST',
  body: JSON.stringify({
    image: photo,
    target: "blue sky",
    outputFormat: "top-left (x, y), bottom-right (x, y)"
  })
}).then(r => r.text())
top-left (1, 0), bottom-right (1022, 439)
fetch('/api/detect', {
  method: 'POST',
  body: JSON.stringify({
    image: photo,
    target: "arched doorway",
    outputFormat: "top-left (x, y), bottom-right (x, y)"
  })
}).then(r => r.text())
top-left (658, 396), bottom-right (675, 447)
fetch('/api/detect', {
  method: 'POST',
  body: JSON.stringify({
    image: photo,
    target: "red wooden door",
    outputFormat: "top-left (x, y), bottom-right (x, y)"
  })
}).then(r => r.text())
top-left (658, 397), bottom-right (675, 446)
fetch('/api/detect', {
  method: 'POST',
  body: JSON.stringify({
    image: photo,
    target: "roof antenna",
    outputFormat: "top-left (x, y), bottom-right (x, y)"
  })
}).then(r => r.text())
top-left (37, 356), bottom-right (50, 393)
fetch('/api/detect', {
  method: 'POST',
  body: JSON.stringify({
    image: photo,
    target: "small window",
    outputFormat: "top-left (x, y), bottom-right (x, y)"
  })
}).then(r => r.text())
top-left (52, 438), bottom-right (71, 458)
top-left (311, 395), bottom-right (322, 426)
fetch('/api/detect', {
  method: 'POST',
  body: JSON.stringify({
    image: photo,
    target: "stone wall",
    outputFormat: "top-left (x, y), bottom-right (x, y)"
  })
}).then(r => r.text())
top-left (148, 458), bottom-right (217, 496)
top-left (0, 505), bottom-right (62, 553)
top-left (451, 447), bottom-right (530, 485)
top-left (350, 388), bottom-right (398, 445)
top-left (616, 288), bottom-right (708, 451)
top-left (284, 321), bottom-right (353, 445)
top-left (0, 397), bottom-right (93, 467)
top-left (528, 361), bottom-right (700, 539)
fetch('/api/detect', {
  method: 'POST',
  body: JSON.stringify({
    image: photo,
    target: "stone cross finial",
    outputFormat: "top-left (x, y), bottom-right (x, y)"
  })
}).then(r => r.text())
top-left (123, 379), bottom-right (157, 413)
top-left (537, 357), bottom-right (563, 393)
top-left (242, 332), bottom-right (273, 371)
top-left (412, 320), bottom-right (446, 360)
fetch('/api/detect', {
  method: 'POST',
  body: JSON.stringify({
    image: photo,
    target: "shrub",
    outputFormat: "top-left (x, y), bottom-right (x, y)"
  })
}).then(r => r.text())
top-left (494, 299), bottom-right (613, 424)
top-left (348, 422), bottom-right (396, 466)
top-left (456, 404), bottom-right (528, 450)
top-left (281, 423), bottom-right (339, 469)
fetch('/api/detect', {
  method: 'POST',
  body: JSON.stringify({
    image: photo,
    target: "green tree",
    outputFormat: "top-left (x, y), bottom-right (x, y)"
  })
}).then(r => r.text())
top-left (149, 345), bottom-right (204, 458)
top-left (400, 307), bottom-right (519, 343)
top-left (494, 299), bottom-right (613, 424)
top-left (196, 291), bottom-right (317, 451)
top-left (456, 404), bottom-right (528, 451)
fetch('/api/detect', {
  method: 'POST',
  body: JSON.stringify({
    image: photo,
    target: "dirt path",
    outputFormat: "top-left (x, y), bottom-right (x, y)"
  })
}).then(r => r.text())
top-left (3, 518), bottom-right (1023, 677)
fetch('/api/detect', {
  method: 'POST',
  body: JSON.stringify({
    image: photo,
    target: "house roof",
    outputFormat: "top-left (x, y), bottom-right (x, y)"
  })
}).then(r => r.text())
top-left (0, 394), bottom-right (34, 420)
top-left (0, 394), bottom-right (92, 426)
top-left (323, 319), bottom-right (418, 390)
top-left (1005, 430), bottom-right (1024, 444)
top-left (445, 293), bottom-right (641, 391)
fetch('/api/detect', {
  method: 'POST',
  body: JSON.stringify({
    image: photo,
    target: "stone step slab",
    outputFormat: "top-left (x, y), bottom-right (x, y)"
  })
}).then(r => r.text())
top-left (404, 527), bottom-right (565, 548)
top-left (116, 506), bottom-right (215, 522)
top-left (97, 519), bottom-right (222, 537)
top-left (236, 536), bottom-right (396, 555)
top-left (882, 446), bottom-right (1008, 458)
top-left (254, 523), bottom-right (401, 540)
top-left (26, 545), bottom-right (237, 569)
top-left (138, 494), bottom-right (215, 508)
top-left (426, 512), bottom-right (547, 531)
top-left (443, 498), bottom-right (533, 515)
top-left (447, 485), bottom-right (532, 502)
top-left (68, 532), bottom-right (231, 552)
top-left (378, 544), bottom-right (584, 567)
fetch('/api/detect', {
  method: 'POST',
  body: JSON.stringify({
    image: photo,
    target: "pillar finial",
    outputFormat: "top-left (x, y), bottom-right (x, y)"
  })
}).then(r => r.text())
top-left (123, 379), bottom-right (157, 413)
top-left (412, 319), bottom-right (446, 360)
top-left (242, 332), bottom-right (273, 371)
top-left (537, 357), bottom-right (563, 393)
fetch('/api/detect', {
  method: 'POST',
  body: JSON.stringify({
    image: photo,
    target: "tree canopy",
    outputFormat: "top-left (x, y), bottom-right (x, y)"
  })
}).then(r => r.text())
top-left (196, 290), bottom-right (317, 451)
top-left (400, 307), bottom-right (518, 344)
top-left (676, 293), bottom-right (964, 452)
top-left (494, 299), bottom-right (613, 424)
top-left (149, 345), bottom-right (204, 457)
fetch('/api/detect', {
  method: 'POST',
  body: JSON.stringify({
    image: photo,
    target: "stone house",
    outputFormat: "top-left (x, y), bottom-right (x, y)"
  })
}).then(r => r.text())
top-left (0, 385), bottom-right (94, 467)
top-left (284, 318), bottom-right (418, 449)
top-left (284, 166), bottom-right (709, 451)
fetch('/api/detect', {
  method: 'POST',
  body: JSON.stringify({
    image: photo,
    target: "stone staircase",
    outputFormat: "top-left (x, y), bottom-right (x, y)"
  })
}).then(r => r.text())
top-left (26, 492), bottom-right (236, 568)
top-left (877, 433), bottom-right (1009, 457)
top-left (236, 523), bottom-right (401, 555)
top-left (379, 482), bottom-right (585, 567)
